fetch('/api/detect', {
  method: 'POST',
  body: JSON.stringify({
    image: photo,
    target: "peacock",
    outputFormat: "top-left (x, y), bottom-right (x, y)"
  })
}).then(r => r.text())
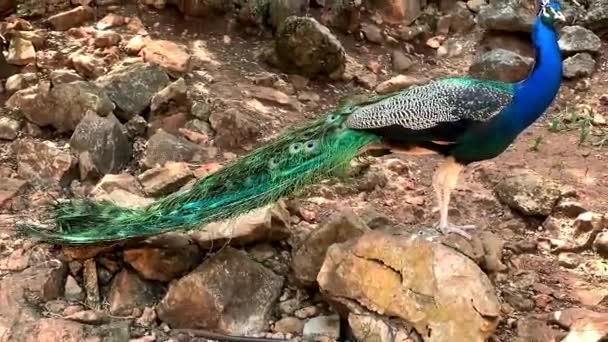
top-left (17, 0), bottom-right (565, 245)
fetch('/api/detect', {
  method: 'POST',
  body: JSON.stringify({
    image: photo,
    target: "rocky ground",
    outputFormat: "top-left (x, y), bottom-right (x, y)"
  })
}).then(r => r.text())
top-left (0, 0), bottom-right (608, 341)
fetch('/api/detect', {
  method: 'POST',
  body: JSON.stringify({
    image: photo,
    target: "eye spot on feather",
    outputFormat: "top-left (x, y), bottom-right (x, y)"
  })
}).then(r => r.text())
top-left (268, 158), bottom-right (279, 169)
top-left (304, 140), bottom-right (318, 153)
top-left (326, 114), bottom-right (340, 124)
top-left (289, 143), bottom-right (303, 154)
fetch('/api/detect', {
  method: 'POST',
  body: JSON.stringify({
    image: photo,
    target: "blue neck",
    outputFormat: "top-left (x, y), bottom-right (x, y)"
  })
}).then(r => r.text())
top-left (510, 16), bottom-right (562, 132)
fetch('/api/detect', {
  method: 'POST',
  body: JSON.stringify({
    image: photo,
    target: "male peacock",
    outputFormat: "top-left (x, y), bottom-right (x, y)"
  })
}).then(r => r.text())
top-left (18, 0), bottom-right (565, 245)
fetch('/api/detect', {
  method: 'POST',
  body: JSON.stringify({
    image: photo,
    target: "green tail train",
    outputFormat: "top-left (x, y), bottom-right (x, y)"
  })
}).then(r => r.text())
top-left (17, 101), bottom-right (385, 245)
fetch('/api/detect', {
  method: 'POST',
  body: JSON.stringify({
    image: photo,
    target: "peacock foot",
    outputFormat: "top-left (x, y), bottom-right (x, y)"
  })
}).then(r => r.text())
top-left (434, 222), bottom-right (476, 240)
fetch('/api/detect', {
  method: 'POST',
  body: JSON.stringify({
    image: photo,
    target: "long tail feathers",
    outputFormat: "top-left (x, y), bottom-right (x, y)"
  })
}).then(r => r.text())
top-left (17, 106), bottom-right (383, 245)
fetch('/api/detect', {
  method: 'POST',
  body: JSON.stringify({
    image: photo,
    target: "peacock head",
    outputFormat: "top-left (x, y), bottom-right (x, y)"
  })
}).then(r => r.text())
top-left (538, 0), bottom-right (566, 27)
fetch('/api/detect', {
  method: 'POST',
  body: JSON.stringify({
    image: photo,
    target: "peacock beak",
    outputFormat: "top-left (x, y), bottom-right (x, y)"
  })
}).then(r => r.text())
top-left (554, 11), bottom-right (566, 23)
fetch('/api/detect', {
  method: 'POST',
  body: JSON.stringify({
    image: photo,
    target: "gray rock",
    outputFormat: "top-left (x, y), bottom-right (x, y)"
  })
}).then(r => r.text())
top-left (150, 77), bottom-right (188, 112)
top-left (125, 115), bottom-right (148, 137)
top-left (209, 107), bottom-right (262, 149)
top-left (392, 50), bottom-right (413, 72)
top-left (157, 247), bottom-right (284, 334)
top-left (361, 23), bottom-right (383, 44)
top-left (142, 130), bottom-right (210, 169)
top-left (5, 73), bottom-right (37, 94)
top-left (303, 315), bottom-right (340, 340)
top-left (185, 119), bottom-right (213, 135)
top-left (49, 69), bottom-right (83, 86)
top-left (7, 80), bottom-right (114, 133)
top-left (237, 0), bottom-right (270, 27)
top-left (291, 208), bottom-right (371, 287)
top-left (469, 48), bottom-right (533, 83)
top-left (70, 111), bottom-right (132, 179)
top-left (447, 1), bottom-right (476, 33)
top-left (96, 63), bottom-right (170, 120)
top-left (495, 168), bottom-right (565, 216)
top-left (50, 81), bottom-right (115, 132)
top-left (558, 26), bottom-right (602, 55)
top-left (0, 117), bottom-right (20, 140)
top-left (320, 0), bottom-right (362, 32)
top-left (268, 0), bottom-right (308, 29)
top-left (477, 0), bottom-right (534, 32)
top-left (581, 0), bottom-right (608, 33)
top-left (275, 16), bottom-right (346, 77)
top-left (191, 101), bottom-right (212, 121)
top-left (107, 269), bottom-right (162, 316)
top-left (563, 52), bottom-right (596, 79)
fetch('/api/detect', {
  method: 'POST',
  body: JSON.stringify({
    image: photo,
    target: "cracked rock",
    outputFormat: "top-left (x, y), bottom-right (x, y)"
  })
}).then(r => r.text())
top-left (317, 230), bottom-right (500, 342)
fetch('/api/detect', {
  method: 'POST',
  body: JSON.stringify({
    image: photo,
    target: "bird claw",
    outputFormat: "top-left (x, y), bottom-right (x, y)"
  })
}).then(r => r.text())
top-left (434, 222), bottom-right (476, 240)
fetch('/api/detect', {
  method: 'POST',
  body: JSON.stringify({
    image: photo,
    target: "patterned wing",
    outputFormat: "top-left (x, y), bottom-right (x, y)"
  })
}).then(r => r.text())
top-left (345, 77), bottom-right (514, 131)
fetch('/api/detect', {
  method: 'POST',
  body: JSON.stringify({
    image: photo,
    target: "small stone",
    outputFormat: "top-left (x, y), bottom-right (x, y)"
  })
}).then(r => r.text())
top-left (14, 139), bottom-right (74, 183)
top-left (95, 62), bottom-right (170, 120)
top-left (0, 117), bottom-right (20, 140)
top-left (7, 36), bottom-right (36, 66)
top-left (70, 112), bottom-right (132, 179)
top-left (593, 113), bottom-right (606, 126)
top-left (92, 173), bottom-right (144, 197)
top-left (274, 16), bottom-right (346, 77)
top-left (150, 77), bottom-right (188, 112)
top-left (191, 102), bottom-right (212, 121)
top-left (273, 317), bottom-right (304, 335)
top-left (124, 244), bottom-right (201, 282)
top-left (292, 208), bottom-right (370, 287)
top-left (47, 6), bottom-right (94, 31)
top-left (64, 275), bottom-right (85, 301)
top-left (143, 130), bottom-right (210, 168)
top-left (209, 107), bottom-right (262, 149)
top-left (294, 306), bottom-right (320, 319)
top-left (361, 23), bottom-right (383, 44)
top-left (469, 48), bottom-right (534, 83)
top-left (5, 72), bottom-right (37, 94)
top-left (0, 177), bottom-right (27, 207)
top-left (563, 53), bottom-right (596, 79)
top-left (375, 74), bottom-right (424, 94)
top-left (94, 30), bottom-right (122, 48)
top-left (558, 252), bottom-right (581, 269)
top-left (157, 247), bottom-right (284, 334)
top-left (466, 0), bottom-right (485, 13)
top-left (126, 35), bottom-right (149, 55)
top-left (141, 40), bottom-right (191, 73)
top-left (70, 52), bottom-right (106, 78)
top-left (96, 13), bottom-right (127, 30)
top-left (477, 0), bottom-right (534, 33)
top-left (391, 50), bottom-right (413, 72)
top-left (107, 269), bottom-right (161, 316)
top-left (49, 69), bottom-right (83, 86)
top-left (593, 232), bottom-right (608, 258)
top-left (303, 315), bottom-right (340, 340)
top-left (495, 169), bottom-right (564, 216)
top-left (137, 162), bottom-right (193, 197)
top-left (558, 25), bottom-right (602, 55)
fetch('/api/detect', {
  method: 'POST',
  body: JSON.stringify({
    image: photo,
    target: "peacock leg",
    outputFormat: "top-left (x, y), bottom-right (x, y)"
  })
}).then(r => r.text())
top-left (432, 157), bottom-right (476, 239)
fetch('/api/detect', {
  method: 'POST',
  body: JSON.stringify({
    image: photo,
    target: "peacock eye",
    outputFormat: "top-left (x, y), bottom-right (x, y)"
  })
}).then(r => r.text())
top-left (289, 143), bottom-right (303, 154)
top-left (326, 114), bottom-right (340, 123)
top-left (304, 140), bottom-right (318, 153)
top-left (268, 158), bottom-right (279, 169)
